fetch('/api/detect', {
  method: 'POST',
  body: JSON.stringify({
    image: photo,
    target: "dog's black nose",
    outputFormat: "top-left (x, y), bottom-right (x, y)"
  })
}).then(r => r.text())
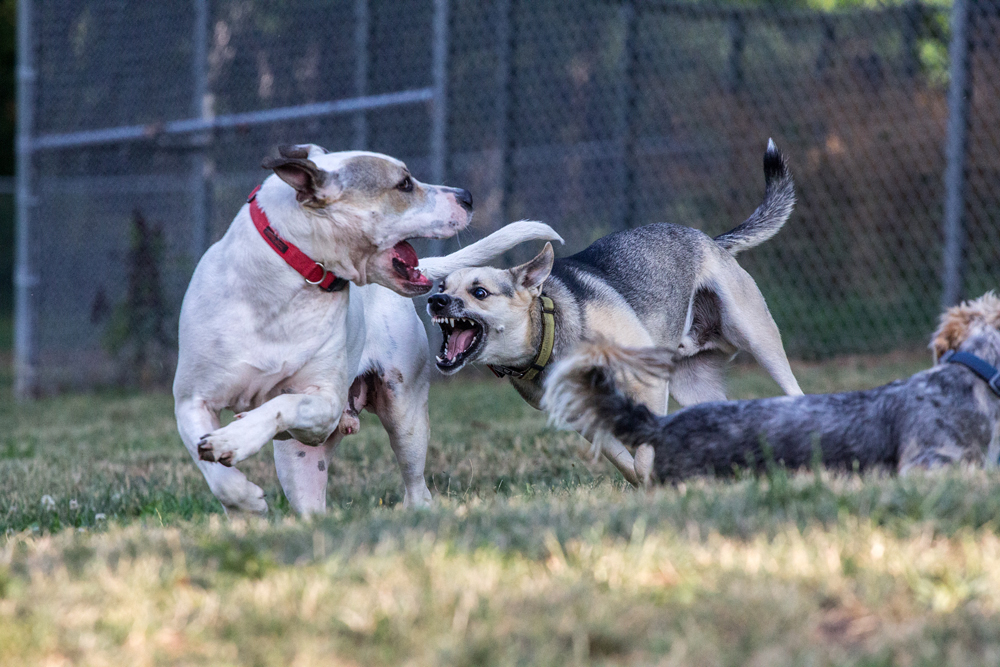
top-left (456, 188), bottom-right (473, 212)
top-left (427, 293), bottom-right (451, 311)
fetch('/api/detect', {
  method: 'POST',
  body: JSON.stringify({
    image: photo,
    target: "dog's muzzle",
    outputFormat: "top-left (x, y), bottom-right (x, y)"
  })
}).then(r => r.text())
top-left (427, 294), bottom-right (485, 372)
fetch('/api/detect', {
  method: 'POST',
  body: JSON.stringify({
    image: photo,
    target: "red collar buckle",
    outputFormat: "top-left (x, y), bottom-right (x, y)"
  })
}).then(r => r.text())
top-left (247, 186), bottom-right (347, 292)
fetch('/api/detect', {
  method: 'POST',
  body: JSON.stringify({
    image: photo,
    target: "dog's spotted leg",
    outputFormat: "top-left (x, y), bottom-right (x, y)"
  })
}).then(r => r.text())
top-left (371, 367), bottom-right (433, 508)
top-left (274, 435), bottom-right (341, 516)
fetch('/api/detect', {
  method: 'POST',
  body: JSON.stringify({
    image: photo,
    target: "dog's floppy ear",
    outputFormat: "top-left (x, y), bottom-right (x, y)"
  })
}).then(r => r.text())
top-left (510, 242), bottom-right (554, 296)
top-left (261, 155), bottom-right (341, 205)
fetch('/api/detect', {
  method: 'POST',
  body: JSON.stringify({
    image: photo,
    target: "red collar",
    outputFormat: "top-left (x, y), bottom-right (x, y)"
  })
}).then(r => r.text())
top-left (247, 186), bottom-right (347, 292)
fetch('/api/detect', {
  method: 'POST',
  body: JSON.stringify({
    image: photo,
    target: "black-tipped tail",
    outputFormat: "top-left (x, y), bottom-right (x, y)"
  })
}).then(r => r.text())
top-left (713, 138), bottom-right (795, 255)
top-left (541, 340), bottom-right (673, 453)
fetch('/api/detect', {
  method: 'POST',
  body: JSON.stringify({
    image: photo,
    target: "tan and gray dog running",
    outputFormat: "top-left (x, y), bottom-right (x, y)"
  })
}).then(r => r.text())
top-left (427, 140), bottom-right (803, 485)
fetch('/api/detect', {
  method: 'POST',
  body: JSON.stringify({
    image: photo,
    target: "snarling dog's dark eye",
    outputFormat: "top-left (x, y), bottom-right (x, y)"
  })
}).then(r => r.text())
top-left (471, 287), bottom-right (489, 300)
top-left (397, 176), bottom-right (413, 192)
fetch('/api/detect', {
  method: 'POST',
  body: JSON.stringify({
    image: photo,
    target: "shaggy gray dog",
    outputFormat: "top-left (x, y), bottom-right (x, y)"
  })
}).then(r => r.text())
top-left (543, 293), bottom-right (1000, 484)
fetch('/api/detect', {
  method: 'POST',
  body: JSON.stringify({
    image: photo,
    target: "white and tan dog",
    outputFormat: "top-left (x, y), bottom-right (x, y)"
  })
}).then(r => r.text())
top-left (173, 144), bottom-right (560, 515)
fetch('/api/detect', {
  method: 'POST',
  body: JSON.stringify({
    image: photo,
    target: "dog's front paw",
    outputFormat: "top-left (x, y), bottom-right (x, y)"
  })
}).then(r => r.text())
top-left (197, 418), bottom-right (273, 467)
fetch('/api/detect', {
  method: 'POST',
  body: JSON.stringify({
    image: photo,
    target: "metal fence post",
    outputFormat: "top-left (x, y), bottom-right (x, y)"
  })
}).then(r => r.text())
top-left (14, 0), bottom-right (36, 400)
top-left (191, 0), bottom-right (211, 259)
top-left (353, 0), bottom-right (369, 149)
top-left (942, 0), bottom-right (973, 308)
top-left (728, 11), bottom-right (745, 93)
top-left (616, 0), bottom-right (637, 231)
top-left (902, 2), bottom-right (922, 80)
top-left (429, 0), bottom-right (449, 253)
top-left (499, 0), bottom-right (516, 226)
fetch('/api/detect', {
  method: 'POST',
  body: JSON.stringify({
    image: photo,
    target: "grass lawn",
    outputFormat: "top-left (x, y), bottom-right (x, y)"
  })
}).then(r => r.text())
top-left (5, 347), bottom-right (1000, 665)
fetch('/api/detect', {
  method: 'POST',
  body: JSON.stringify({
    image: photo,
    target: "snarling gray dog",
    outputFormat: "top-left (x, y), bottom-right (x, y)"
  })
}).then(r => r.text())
top-left (173, 144), bottom-right (560, 515)
top-left (544, 293), bottom-right (1000, 484)
top-left (427, 140), bottom-right (802, 485)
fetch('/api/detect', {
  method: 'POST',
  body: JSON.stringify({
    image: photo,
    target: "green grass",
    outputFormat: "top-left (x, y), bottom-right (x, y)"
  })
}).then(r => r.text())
top-left (8, 347), bottom-right (1000, 666)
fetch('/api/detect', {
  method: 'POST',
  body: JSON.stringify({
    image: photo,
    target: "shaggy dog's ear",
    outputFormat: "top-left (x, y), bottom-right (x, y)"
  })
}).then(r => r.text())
top-left (931, 306), bottom-right (971, 361)
top-left (930, 292), bottom-right (1000, 361)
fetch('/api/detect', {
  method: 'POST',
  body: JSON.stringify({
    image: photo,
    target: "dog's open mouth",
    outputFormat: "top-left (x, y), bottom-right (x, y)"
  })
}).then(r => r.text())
top-left (391, 240), bottom-right (432, 290)
top-left (433, 316), bottom-right (484, 371)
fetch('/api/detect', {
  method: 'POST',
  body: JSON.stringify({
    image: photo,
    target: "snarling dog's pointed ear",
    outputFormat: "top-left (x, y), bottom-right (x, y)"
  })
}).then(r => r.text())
top-left (261, 155), bottom-right (341, 206)
top-left (510, 242), bottom-right (554, 296)
top-left (277, 143), bottom-right (329, 160)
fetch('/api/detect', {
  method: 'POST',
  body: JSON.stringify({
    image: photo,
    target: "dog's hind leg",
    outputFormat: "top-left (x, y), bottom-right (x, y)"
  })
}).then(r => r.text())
top-left (668, 352), bottom-right (729, 406)
top-left (274, 435), bottom-right (340, 517)
top-left (372, 366), bottom-right (433, 508)
top-left (175, 398), bottom-right (268, 514)
top-left (713, 267), bottom-right (803, 396)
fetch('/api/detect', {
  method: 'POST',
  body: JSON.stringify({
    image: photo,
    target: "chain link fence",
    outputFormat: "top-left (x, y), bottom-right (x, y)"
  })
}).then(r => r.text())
top-left (14, 0), bottom-right (1000, 396)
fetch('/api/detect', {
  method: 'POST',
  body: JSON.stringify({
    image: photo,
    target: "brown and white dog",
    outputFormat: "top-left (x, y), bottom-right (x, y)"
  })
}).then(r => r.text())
top-left (173, 144), bottom-right (560, 515)
top-left (544, 293), bottom-right (1000, 484)
top-left (427, 141), bottom-right (802, 485)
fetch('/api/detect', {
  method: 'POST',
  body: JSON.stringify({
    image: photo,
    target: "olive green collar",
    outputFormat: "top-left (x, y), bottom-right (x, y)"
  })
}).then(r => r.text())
top-left (488, 295), bottom-right (555, 381)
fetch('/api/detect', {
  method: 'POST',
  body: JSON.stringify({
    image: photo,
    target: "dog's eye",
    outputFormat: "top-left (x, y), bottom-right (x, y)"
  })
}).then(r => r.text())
top-left (397, 176), bottom-right (413, 193)
top-left (471, 287), bottom-right (489, 300)
top-left (438, 281), bottom-right (446, 293)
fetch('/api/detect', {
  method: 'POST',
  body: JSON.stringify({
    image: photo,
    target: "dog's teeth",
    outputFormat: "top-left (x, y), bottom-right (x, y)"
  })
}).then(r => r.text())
top-left (436, 355), bottom-right (444, 363)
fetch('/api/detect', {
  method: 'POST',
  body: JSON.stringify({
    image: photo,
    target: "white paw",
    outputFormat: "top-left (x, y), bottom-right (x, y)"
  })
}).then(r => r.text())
top-left (402, 484), bottom-right (433, 508)
top-left (224, 485), bottom-right (268, 515)
top-left (211, 477), bottom-right (268, 515)
top-left (197, 417), bottom-right (273, 467)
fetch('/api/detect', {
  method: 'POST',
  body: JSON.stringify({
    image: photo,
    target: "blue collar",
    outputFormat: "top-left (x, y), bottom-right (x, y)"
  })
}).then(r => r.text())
top-left (941, 350), bottom-right (1000, 398)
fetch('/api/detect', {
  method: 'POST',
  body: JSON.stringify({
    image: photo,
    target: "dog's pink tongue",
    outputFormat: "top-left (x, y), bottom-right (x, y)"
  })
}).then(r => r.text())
top-left (392, 241), bottom-right (432, 287)
top-left (393, 240), bottom-right (419, 266)
top-left (446, 329), bottom-right (476, 361)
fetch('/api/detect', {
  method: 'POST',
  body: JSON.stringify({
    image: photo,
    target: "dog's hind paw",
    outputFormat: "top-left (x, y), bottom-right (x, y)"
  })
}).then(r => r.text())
top-left (338, 409), bottom-right (361, 436)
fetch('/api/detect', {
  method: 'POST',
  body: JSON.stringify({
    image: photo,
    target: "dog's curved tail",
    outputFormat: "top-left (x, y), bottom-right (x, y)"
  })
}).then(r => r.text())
top-left (541, 339), bottom-right (674, 455)
top-left (418, 221), bottom-right (564, 281)
top-left (713, 139), bottom-right (795, 256)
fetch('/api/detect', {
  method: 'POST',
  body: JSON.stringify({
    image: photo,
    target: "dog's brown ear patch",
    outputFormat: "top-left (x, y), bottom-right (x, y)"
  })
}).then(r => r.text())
top-left (261, 155), bottom-right (335, 205)
top-left (277, 144), bottom-right (311, 159)
top-left (930, 291), bottom-right (1000, 360)
top-left (278, 144), bottom-right (329, 159)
